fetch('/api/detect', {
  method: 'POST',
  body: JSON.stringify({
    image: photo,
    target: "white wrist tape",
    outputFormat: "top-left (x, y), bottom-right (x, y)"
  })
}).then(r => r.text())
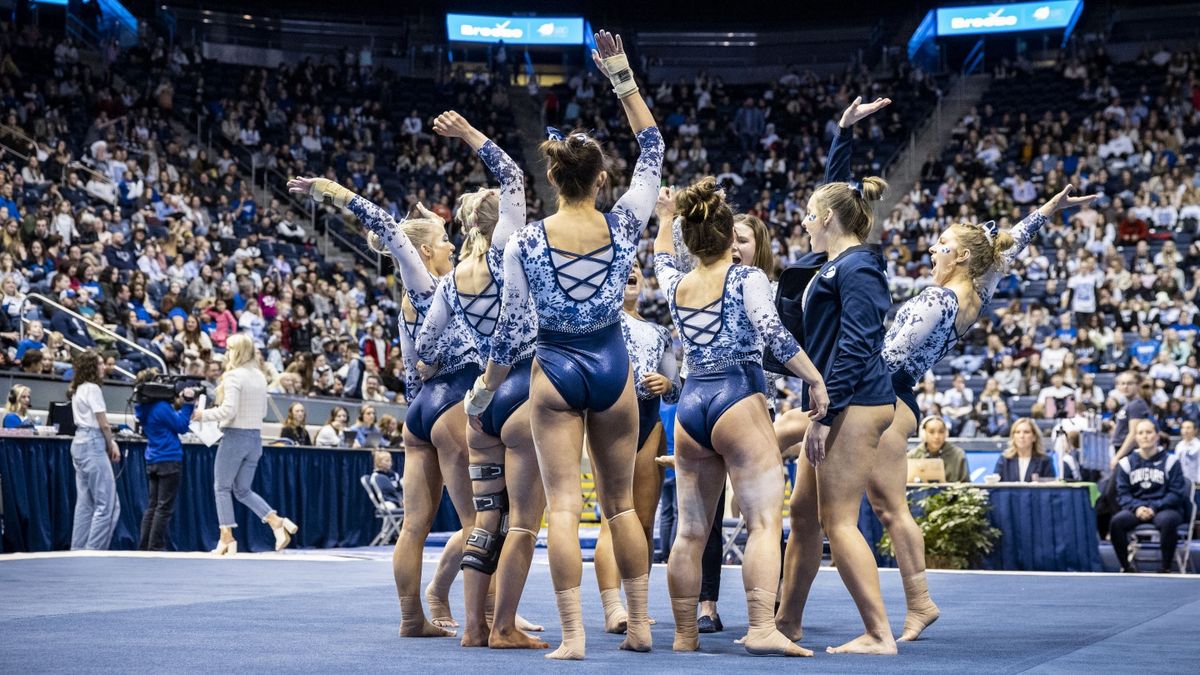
top-left (601, 53), bottom-right (638, 98)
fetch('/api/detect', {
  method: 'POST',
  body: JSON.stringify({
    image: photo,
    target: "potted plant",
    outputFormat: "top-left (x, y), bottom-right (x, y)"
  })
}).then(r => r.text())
top-left (879, 485), bottom-right (1001, 569)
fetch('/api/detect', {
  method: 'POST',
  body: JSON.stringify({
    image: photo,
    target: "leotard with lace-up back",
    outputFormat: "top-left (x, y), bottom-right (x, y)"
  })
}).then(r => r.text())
top-left (491, 126), bottom-right (664, 411)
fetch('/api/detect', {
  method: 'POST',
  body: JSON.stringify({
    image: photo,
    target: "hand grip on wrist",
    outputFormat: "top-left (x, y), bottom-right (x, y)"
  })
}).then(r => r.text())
top-left (463, 376), bottom-right (495, 416)
top-left (309, 178), bottom-right (354, 209)
top-left (600, 53), bottom-right (638, 98)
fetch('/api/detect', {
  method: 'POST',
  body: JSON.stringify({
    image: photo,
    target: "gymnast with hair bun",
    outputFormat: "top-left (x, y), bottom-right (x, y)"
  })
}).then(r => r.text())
top-left (653, 177), bottom-right (826, 657)
top-left (465, 29), bottom-right (662, 660)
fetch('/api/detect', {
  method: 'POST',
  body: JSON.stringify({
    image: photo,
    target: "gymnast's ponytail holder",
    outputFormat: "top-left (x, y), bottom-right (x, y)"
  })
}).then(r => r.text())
top-left (847, 180), bottom-right (863, 199)
top-left (546, 126), bottom-right (564, 141)
top-left (981, 220), bottom-right (998, 244)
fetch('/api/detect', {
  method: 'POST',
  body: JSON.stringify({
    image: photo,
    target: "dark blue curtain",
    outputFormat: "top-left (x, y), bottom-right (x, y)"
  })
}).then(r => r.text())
top-left (856, 485), bottom-right (1102, 572)
top-left (0, 438), bottom-right (461, 553)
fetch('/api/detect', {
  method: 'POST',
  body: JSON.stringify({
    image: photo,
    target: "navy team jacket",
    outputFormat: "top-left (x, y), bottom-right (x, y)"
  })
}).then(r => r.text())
top-left (777, 244), bottom-right (894, 426)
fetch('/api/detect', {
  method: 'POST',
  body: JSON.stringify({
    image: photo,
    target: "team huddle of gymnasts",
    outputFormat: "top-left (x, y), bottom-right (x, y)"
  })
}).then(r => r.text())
top-left (288, 29), bottom-right (1094, 659)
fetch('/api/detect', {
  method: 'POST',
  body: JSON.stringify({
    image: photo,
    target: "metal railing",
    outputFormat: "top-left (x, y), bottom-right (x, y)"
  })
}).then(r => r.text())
top-left (22, 316), bottom-right (137, 381)
top-left (19, 293), bottom-right (167, 375)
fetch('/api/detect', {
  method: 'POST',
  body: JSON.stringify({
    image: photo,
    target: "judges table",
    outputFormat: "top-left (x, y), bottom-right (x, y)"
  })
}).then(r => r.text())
top-left (856, 483), bottom-right (1102, 572)
top-left (0, 435), bottom-right (462, 553)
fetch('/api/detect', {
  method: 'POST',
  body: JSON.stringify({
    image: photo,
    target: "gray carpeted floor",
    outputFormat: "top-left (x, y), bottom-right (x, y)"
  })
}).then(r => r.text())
top-left (2, 548), bottom-right (1198, 673)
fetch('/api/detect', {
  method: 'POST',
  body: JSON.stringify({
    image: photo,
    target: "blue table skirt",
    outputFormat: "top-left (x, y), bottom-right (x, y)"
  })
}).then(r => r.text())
top-left (856, 484), bottom-right (1102, 572)
top-left (0, 436), bottom-right (462, 553)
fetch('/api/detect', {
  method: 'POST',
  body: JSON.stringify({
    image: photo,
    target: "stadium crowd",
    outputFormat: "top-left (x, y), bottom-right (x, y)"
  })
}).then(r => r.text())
top-left (0, 15), bottom-right (1199, 465)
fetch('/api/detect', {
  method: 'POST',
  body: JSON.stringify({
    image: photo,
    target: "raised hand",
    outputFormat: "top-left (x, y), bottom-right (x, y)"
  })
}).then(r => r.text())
top-left (654, 186), bottom-right (676, 220)
top-left (412, 201), bottom-right (444, 226)
top-left (287, 176), bottom-right (353, 208)
top-left (590, 30), bottom-right (624, 73)
top-left (1038, 184), bottom-right (1099, 218)
top-left (433, 111), bottom-right (473, 139)
top-left (839, 96), bottom-right (893, 128)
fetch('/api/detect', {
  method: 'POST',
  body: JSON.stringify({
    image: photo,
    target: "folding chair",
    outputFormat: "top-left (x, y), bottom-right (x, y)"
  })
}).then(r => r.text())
top-left (1128, 482), bottom-right (1197, 573)
top-left (361, 475), bottom-right (404, 546)
top-left (1179, 483), bottom-right (1198, 572)
top-left (722, 516), bottom-right (747, 564)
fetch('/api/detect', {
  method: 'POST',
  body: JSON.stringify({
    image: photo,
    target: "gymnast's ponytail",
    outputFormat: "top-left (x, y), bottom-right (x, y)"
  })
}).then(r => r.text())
top-left (455, 188), bottom-right (500, 262)
top-left (811, 176), bottom-right (887, 242)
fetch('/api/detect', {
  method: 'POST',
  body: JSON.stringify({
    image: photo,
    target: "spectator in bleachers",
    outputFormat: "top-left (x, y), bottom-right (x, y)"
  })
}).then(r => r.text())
top-left (1175, 420), bottom-right (1200, 485)
top-left (908, 417), bottom-right (969, 483)
top-left (1110, 373), bottom-right (1155, 470)
top-left (370, 450), bottom-right (402, 510)
top-left (350, 404), bottom-right (381, 449)
top-left (50, 289), bottom-right (95, 348)
top-left (279, 402), bottom-right (311, 446)
top-left (994, 418), bottom-right (1055, 483)
top-left (315, 406), bottom-right (348, 447)
top-left (14, 319), bottom-right (45, 359)
top-left (1110, 419), bottom-right (1190, 573)
top-left (1037, 372), bottom-right (1077, 420)
top-left (377, 414), bottom-right (402, 450)
top-left (940, 374), bottom-right (975, 436)
top-left (3, 383), bottom-right (33, 428)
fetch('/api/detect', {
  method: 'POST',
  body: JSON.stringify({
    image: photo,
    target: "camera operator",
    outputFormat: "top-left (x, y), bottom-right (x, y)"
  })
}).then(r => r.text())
top-left (134, 369), bottom-right (198, 551)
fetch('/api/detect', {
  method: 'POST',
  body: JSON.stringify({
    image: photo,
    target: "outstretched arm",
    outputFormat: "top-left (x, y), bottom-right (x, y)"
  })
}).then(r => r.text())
top-left (594, 30), bottom-right (664, 231)
top-left (828, 96), bottom-right (892, 243)
top-left (592, 30), bottom-right (656, 134)
top-left (287, 176), bottom-right (438, 303)
top-left (434, 111), bottom-right (526, 249)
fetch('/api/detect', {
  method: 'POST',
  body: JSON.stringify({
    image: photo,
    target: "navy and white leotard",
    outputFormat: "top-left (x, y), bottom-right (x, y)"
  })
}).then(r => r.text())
top-left (621, 312), bottom-right (680, 447)
top-left (415, 140), bottom-right (534, 438)
top-left (883, 211), bottom-right (1048, 421)
top-left (670, 216), bottom-right (783, 413)
top-left (347, 194), bottom-right (478, 443)
top-left (492, 127), bottom-right (664, 412)
top-left (655, 254), bottom-right (801, 449)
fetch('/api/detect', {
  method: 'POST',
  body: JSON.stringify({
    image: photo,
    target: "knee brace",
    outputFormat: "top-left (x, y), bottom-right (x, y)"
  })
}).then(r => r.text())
top-left (473, 489), bottom-right (508, 514)
top-left (469, 463), bottom-right (504, 481)
top-left (461, 526), bottom-right (503, 575)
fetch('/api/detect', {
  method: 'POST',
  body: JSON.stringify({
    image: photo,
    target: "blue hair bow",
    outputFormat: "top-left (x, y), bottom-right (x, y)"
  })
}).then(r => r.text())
top-left (546, 126), bottom-right (590, 143)
top-left (981, 220), bottom-right (998, 242)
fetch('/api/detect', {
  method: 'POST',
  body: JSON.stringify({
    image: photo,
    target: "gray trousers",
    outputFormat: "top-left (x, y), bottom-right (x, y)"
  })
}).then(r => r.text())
top-left (70, 427), bottom-right (120, 550)
top-left (214, 428), bottom-right (275, 527)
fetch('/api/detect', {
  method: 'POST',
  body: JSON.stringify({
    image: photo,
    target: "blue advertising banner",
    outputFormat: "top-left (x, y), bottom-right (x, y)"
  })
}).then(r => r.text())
top-left (446, 13), bottom-right (586, 45)
top-left (935, 1), bottom-right (1083, 37)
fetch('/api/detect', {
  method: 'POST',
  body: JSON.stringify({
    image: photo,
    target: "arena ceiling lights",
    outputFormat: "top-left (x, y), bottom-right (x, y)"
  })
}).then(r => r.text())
top-left (446, 13), bottom-right (586, 45)
top-left (934, 1), bottom-right (1084, 37)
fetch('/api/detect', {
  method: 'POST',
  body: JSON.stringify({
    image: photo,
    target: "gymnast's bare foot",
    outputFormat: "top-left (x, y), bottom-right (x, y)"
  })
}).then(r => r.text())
top-left (460, 621), bottom-right (490, 647)
top-left (774, 617), bottom-right (804, 642)
top-left (515, 613), bottom-right (545, 632)
top-left (426, 584), bottom-right (458, 628)
top-left (743, 628), bottom-right (812, 656)
top-left (899, 600), bottom-right (940, 641)
top-left (398, 618), bottom-right (456, 638)
top-left (826, 632), bottom-right (897, 655)
top-left (490, 626), bottom-right (549, 650)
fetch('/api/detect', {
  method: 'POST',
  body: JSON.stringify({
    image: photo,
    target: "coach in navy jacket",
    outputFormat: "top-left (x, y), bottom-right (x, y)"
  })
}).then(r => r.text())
top-left (785, 245), bottom-right (895, 426)
top-left (993, 454), bottom-right (1056, 482)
